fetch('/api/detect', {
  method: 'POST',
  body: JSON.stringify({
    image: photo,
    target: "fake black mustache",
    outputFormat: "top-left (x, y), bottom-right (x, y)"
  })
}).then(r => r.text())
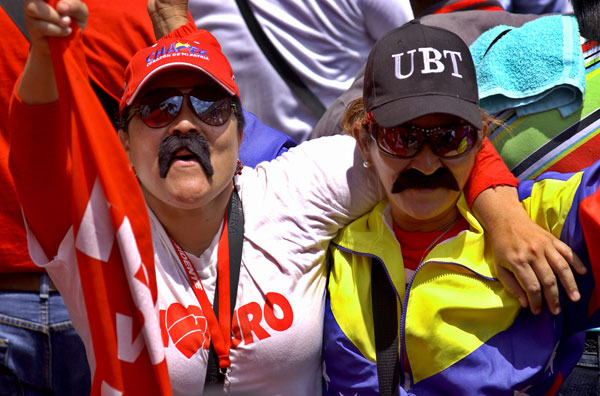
top-left (391, 167), bottom-right (459, 193)
top-left (157, 135), bottom-right (214, 179)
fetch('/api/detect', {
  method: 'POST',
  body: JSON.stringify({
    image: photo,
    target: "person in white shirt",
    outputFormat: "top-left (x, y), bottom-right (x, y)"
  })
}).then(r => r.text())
top-left (187, 0), bottom-right (414, 143)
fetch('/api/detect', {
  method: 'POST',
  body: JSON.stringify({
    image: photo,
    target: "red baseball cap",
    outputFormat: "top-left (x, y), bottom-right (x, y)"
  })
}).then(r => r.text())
top-left (119, 29), bottom-right (240, 115)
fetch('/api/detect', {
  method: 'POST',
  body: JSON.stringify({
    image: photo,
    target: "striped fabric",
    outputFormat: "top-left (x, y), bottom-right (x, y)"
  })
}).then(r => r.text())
top-left (488, 39), bottom-right (600, 180)
top-left (431, 0), bottom-right (504, 14)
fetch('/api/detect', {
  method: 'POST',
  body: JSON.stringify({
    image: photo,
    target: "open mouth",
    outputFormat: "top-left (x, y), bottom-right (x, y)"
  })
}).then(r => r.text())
top-left (172, 149), bottom-right (199, 163)
top-left (157, 135), bottom-right (214, 179)
top-left (174, 154), bottom-right (199, 162)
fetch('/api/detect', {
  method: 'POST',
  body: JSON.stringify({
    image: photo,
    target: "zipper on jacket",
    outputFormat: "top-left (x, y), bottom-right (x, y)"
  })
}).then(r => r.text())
top-left (371, 256), bottom-right (406, 387)
top-left (399, 258), bottom-right (500, 390)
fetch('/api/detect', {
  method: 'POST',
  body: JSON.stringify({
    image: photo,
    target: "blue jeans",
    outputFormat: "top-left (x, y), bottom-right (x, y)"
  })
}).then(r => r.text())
top-left (0, 273), bottom-right (91, 395)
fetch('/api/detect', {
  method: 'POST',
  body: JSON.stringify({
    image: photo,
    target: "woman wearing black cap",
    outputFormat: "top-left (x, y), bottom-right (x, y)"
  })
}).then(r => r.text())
top-left (324, 20), bottom-right (599, 396)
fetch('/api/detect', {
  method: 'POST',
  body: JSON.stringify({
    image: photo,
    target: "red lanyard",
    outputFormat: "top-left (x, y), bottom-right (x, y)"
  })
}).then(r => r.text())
top-left (170, 211), bottom-right (232, 370)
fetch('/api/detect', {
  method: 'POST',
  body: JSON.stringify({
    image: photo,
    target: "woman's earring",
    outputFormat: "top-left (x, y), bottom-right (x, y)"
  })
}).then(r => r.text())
top-left (362, 160), bottom-right (372, 169)
top-left (235, 159), bottom-right (244, 175)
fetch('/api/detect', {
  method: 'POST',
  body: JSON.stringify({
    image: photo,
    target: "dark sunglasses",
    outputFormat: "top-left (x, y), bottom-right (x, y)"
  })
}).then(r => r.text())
top-left (366, 116), bottom-right (479, 159)
top-left (127, 87), bottom-right (234, 128)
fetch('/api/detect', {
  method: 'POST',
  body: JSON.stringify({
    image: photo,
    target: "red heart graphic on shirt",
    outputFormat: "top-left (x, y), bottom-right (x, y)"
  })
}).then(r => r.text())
top-left (165, 303), bottom-right (210, 359)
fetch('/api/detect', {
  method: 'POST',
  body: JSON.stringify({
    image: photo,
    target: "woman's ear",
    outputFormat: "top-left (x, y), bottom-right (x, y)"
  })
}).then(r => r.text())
top-left (237, 125), bottom-right (244, 152)
top-left (481, 120), bottom-right (489, 137)
top-left (118, 129), bottom-right (131, 160)
top-left (352, 121), bottom-right (371, 162)
top-left (476, 121), bottom-right (489, 151)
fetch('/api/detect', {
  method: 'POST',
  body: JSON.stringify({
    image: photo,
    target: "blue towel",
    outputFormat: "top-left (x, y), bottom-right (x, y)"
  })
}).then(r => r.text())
top-left (470, 15), bottom-right (585, 118)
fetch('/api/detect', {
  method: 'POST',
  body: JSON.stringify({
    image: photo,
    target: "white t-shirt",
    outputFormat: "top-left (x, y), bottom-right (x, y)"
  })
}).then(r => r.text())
top-left (29, 135), bottom-right (382, 396)
top-left (188, 0), bottom-right (413, 143)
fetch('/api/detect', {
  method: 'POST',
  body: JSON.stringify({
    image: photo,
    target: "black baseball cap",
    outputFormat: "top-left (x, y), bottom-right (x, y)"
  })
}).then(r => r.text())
top-left (364, 20), bottom-right (481, 128)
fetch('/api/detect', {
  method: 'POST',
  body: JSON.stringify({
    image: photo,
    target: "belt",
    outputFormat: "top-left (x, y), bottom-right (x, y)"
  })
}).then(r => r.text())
top-left (576, 330), bottom-right (600, 369)
top-left (0, 272), bottom-right (57, 292)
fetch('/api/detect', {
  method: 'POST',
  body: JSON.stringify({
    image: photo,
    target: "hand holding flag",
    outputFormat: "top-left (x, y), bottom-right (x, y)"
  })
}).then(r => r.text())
top-left (15, 0), bottom-right (174, 394)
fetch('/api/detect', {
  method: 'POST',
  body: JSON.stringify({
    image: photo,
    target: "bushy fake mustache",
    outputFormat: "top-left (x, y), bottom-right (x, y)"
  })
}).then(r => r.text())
top-left (391, 167), bottom-right (459, 193)
top-left (157, 135), bottom-right (214, 179)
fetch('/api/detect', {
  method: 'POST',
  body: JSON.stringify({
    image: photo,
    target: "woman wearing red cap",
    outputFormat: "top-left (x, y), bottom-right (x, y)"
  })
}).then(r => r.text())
top-left (9, 1), bottom-right (585, 395)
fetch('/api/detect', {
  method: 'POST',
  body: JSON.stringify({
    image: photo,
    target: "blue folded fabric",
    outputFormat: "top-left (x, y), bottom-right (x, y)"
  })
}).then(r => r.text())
top-left (470, 15), bottom-right (585, 118)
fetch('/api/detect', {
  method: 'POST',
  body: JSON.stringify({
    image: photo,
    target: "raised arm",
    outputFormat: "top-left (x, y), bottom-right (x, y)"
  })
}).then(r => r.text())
top-left (20, 0), bottom-right (87, 104)
top-left (147, 0), bottom-right (189, 39)
top-left (9, 0), bottom-right (88, 259)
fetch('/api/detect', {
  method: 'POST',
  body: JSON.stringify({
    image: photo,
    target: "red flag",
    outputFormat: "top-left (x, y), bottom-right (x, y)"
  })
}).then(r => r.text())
top-left (46, 5), bottom-right (172, 395)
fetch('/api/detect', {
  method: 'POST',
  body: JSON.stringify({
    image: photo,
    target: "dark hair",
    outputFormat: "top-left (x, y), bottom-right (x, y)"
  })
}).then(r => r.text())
top-left (117, 95), bottom-right (245, 134)
top-left (91, 79), bottom-right (120, 130)
top-left (571, 0), bottom-right (600, 41)
top-left (231, 95), bottom-right (245, 134)
top-left (116, 112), bottom-right (128, 131)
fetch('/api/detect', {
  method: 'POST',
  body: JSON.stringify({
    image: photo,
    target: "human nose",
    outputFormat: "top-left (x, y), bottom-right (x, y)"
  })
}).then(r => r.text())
top-left (409, 144), bottom-right (442, 175)
top-left (168, 96), bottom-right (200, 136)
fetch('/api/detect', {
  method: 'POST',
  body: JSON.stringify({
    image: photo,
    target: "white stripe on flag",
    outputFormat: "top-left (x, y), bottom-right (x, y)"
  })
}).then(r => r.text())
top-left (117, 216), bottom-right (165, 365)
top-left (100, 381), bottom-right (123, 396)
top-left (116, 312), bottom-right (145, 363)
top-left (75, 178), bottom-right (115, 261)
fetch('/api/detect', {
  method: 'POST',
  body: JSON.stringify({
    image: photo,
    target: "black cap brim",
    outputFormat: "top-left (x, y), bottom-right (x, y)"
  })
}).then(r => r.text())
top-left (370, 94), bottom-right (482, 128)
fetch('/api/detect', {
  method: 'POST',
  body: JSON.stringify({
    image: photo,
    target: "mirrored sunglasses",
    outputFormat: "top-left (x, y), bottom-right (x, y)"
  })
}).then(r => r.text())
top-left (366, 118), bottom-right (479, 159)
top-left (127, 87), bottom-right (234, 128)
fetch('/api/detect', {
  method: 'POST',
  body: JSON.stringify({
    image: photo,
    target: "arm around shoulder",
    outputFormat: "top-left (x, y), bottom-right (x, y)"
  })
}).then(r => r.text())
top-left (469, 137), bottom-right (586, 315)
